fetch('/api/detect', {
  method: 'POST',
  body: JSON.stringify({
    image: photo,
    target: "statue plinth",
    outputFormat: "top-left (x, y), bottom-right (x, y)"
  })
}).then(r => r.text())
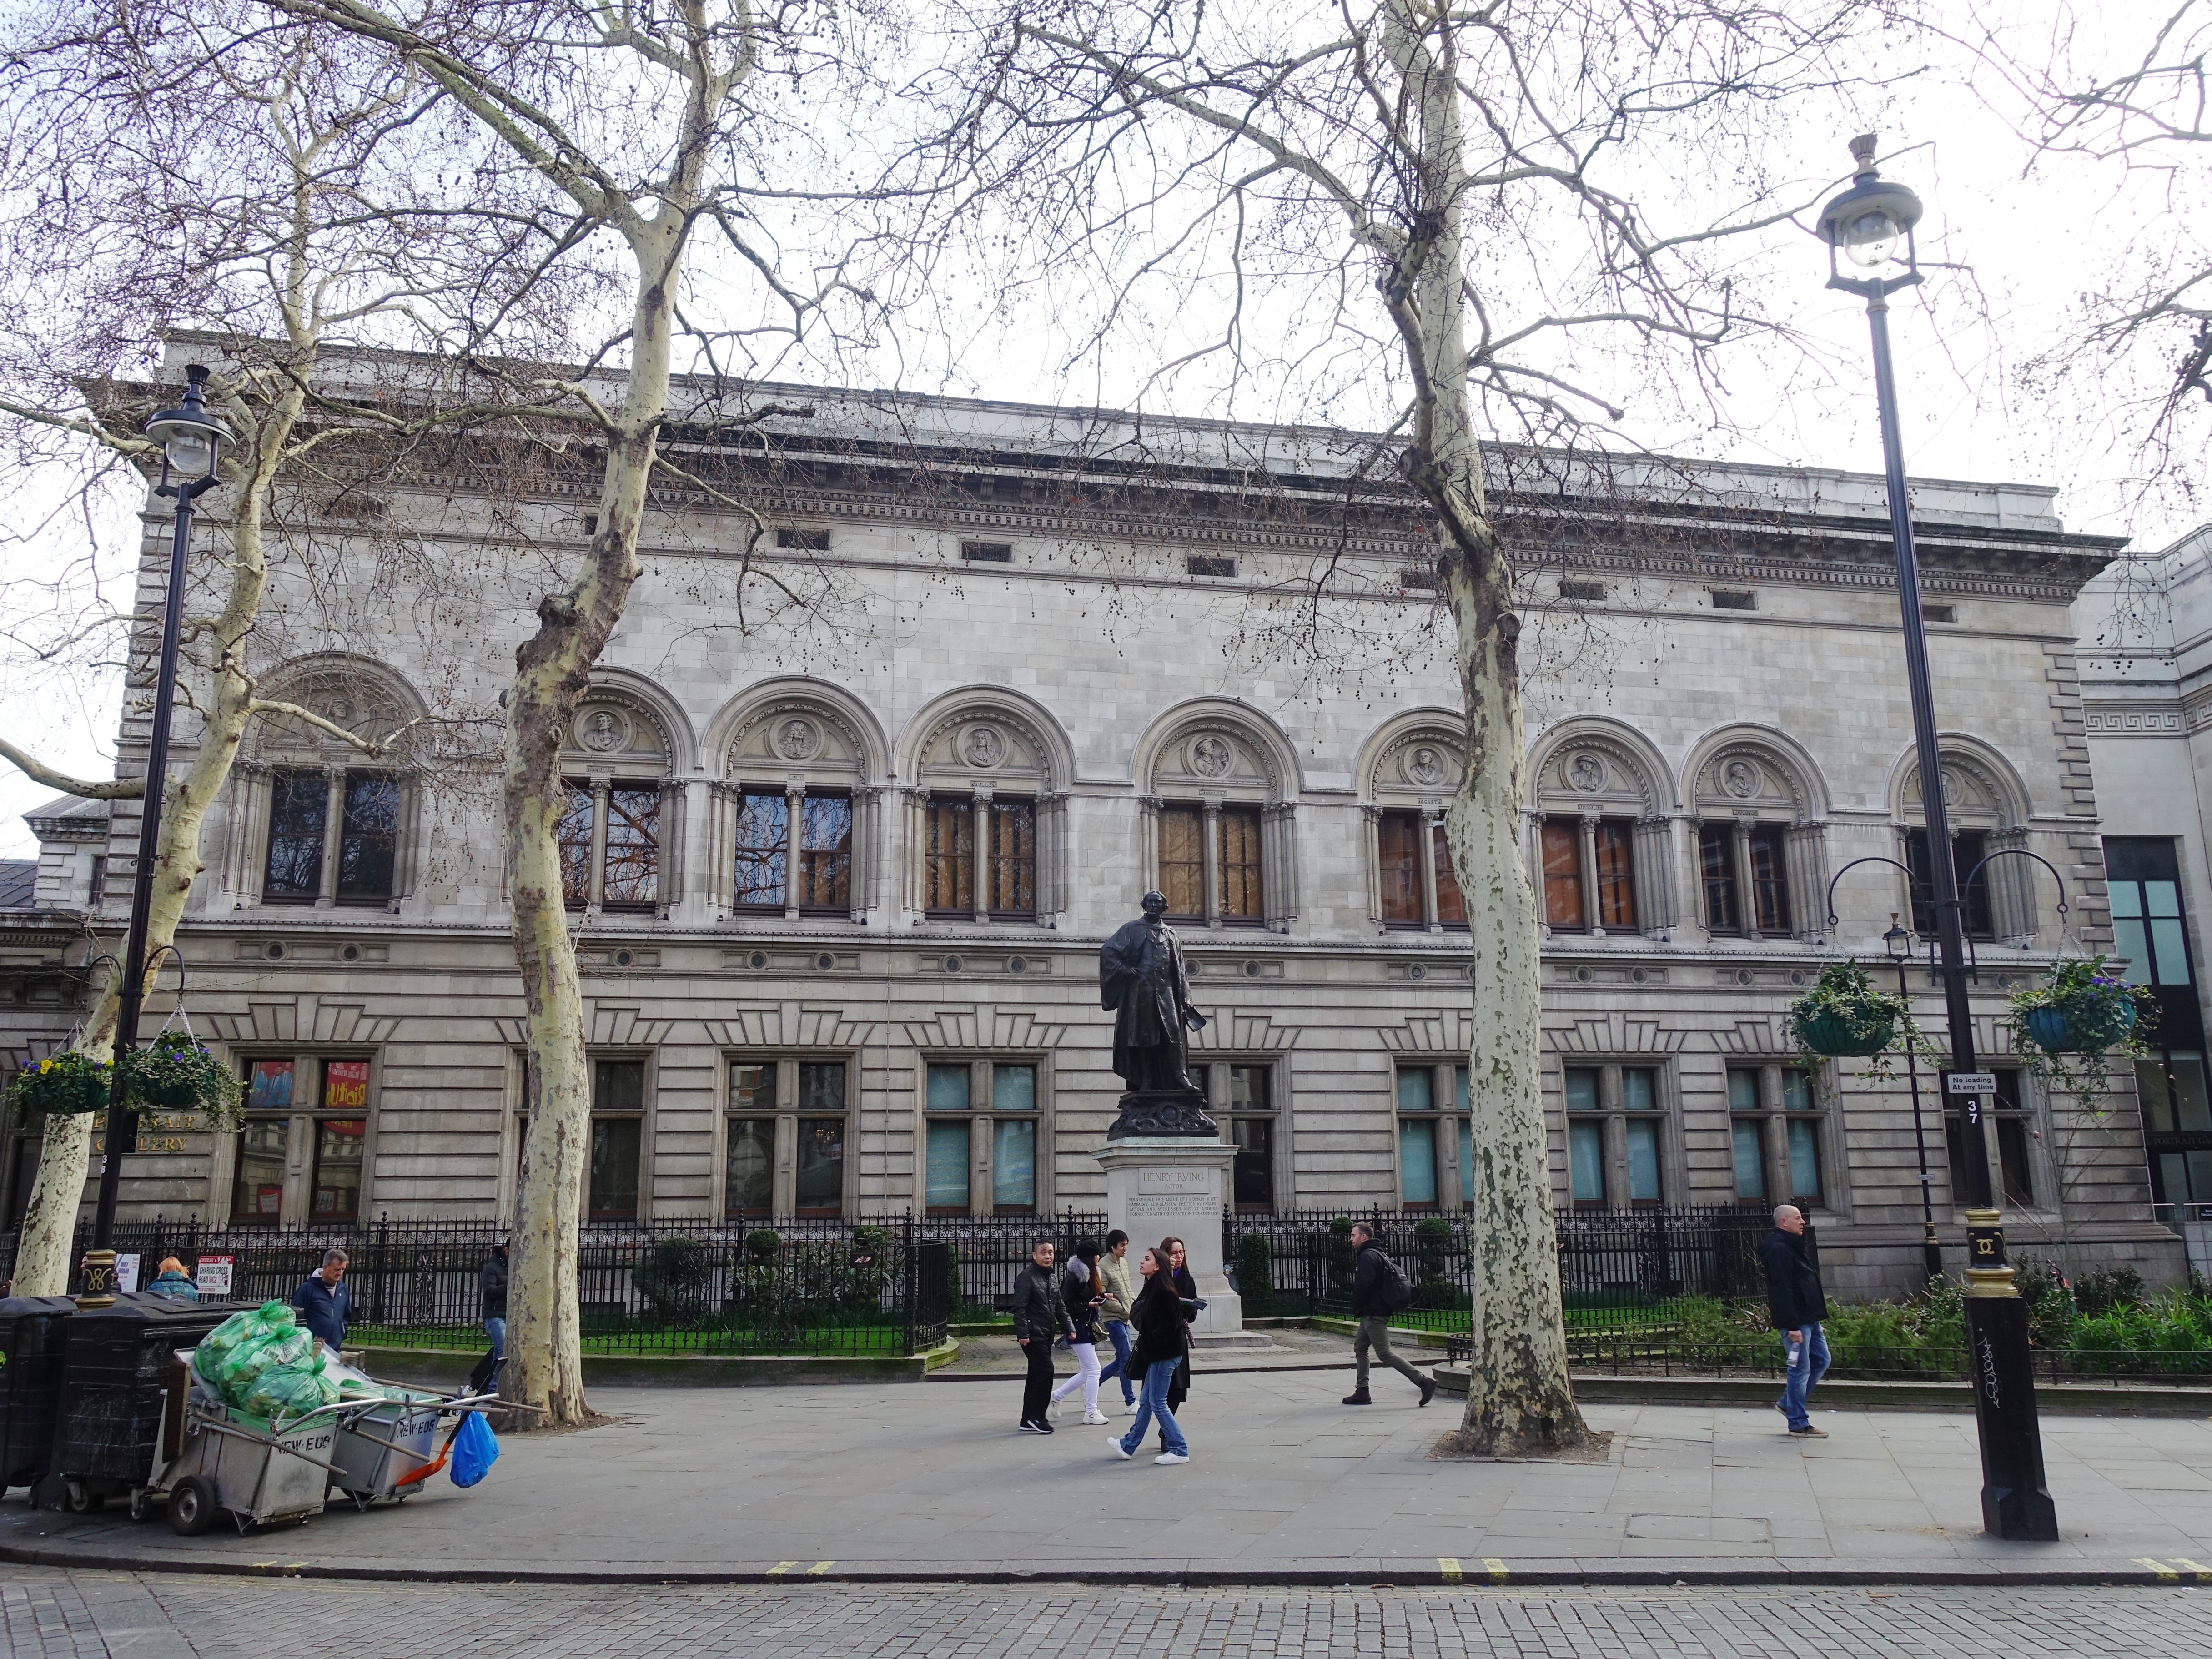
top-left (1093, 1136), bottom-right (1259, 1344)
top-left (1104, 1088), bottom-right (1219, 1142)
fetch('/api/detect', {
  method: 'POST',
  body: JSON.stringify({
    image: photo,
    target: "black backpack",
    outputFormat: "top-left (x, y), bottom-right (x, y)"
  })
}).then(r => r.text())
top-left (1372, 1250), bottom-right (1415, 1314)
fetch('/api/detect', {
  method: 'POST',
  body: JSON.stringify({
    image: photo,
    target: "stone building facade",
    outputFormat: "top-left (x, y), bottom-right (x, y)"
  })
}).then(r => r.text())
top-left (0, 352), bottom-right (2188, 1297)
top-left (2075, 528), bottom-right (2212, 1245)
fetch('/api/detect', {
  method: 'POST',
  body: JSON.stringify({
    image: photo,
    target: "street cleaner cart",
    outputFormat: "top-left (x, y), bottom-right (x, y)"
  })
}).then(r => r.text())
top-left (141, 1298), bottom-right (498, 1534)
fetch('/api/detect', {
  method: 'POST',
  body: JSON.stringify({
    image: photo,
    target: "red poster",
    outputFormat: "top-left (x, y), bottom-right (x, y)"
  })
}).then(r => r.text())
top-left (323, 1059), bottom-right (371, 1110)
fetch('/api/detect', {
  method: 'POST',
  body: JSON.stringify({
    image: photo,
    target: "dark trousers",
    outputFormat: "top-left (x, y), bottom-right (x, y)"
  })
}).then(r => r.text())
top-left (1020, 1338), bottom-right (1055, 1423)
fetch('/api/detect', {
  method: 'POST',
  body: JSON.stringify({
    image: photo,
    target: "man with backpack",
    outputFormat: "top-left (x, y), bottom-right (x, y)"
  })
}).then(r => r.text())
top-left (1342, 1222), bottom-right (1437, 1407)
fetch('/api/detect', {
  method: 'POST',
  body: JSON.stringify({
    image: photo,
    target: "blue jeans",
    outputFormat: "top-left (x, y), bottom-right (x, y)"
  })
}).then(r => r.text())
top-left (1098, 1321), bottom-right (1136, 1403)
top-left (484, 1317), bottom-right (507, 1362)
top-left (1780, 1321), bottom-right (1829, 1429)
top-left (1119, 1358), bottom-right (1188, 1458)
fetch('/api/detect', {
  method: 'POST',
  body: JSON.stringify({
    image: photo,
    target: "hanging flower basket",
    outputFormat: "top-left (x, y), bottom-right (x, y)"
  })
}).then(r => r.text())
top-left (1789, 959), bottom-right (1912, 1069)
top-left (10, 1050), bottom-right (112, 1116)
top-left (2009, 959), bottom-right (2148, 1058)
top-left (1794, 1004), bottom-right (1898, 1057)
top-left (2003, 956), bottom-right (2154, 1114)
top-left (120, 1029), bottom-right (245, 1128)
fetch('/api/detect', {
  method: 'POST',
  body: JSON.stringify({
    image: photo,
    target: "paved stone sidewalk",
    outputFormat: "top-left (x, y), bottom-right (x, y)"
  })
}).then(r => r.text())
top-left (5, 1369), bottom-right (2212, 1580)
top-left (6, 1570), bottom-right (2212, 1658)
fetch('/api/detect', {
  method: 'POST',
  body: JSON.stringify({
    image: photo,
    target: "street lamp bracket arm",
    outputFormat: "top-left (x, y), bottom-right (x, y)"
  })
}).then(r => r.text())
top-left (1822, 854), bottom-right (1920, 933)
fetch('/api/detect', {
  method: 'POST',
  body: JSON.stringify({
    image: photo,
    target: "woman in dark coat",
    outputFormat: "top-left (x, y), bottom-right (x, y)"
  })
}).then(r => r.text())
top-left (1104, 1244), bottom-right (1192, 1464)
top-left (1162, 1235), bottom-right (1197, 1436)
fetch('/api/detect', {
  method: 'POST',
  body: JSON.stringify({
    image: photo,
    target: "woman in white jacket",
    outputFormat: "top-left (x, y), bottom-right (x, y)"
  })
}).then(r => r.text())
top-left (1047, 1240), bottom-right (1110, 1425)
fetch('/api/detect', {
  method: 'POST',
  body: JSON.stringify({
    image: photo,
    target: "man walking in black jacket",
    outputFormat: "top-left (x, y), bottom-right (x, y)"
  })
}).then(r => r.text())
top-left (1012, 1240), bottom-right (1074, 1433)
top-left (1342, 1223), bottom-right (1436, 1407)
top-left (1761, 1204), bottom-right (1830, 1438)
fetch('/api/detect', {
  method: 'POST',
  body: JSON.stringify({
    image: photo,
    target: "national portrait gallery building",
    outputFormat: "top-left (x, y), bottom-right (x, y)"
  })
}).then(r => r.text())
top-left (0, 350), bottom-right (2190, 1298)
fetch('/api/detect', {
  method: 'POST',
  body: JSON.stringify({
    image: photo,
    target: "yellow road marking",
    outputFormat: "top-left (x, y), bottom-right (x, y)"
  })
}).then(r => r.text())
top-left (2172, 1557), bottom-right (2212, 1582)
top-left (1438, 1558), bottom-right (1463, 1582)
top-left (2137, 1558), bottom-right (2179, 1580)
top-left (767, 1562), bottom-right (799, 1576)
top-left (807, 1562), bottom-right (833, 1576)
top-left (1483, 1558), bottom-right (1509, 1583)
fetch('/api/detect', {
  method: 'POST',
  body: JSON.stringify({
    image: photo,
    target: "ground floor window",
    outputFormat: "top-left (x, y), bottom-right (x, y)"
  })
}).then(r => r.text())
top-left (589, 1057), bottom-right (646, 1220)
top-left (1565, 1062), bottom-right (1665, 1209)
top-left (1943, 1067), bottom-right (2032, 1209)
top-left (230, 1054), bottom-right (376, 1225)
top-left (1198, 1063), bottom-right (1277, 1211)
top-left (922, 1058), bottom-right (1039, 1215)
top-left (1730, 1064), bottom-right (1823, 1209)
top-left (723, 1054), bottom-right (852, 1218)
top-left (2139, 1054), bottom-right (2212, 1203)
top-left (1395, 1062), bottom-right (1471, 1210)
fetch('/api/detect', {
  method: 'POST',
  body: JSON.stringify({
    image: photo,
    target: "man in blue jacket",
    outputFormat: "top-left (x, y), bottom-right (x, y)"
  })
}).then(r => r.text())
top-left (291, 1248), bottom-right (352, 1349)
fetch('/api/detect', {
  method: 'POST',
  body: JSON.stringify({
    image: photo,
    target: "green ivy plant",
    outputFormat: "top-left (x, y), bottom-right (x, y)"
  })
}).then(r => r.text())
top-left (2002, 955), bottom-right (2155, 1113)
top-left (120, 1030), bottom-right (246, 1132)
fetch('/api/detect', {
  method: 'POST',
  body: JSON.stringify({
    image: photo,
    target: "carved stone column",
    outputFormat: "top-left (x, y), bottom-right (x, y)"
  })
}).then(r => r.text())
top-left (783, 777), bottom-right (804, 920)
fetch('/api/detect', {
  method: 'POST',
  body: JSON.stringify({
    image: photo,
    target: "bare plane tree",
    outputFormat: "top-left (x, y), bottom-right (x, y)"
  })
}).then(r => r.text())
top-left (955, 0), bottom-right (1913, 1455)
top-left (264, 0), bottom-right (927, 1424)
top-left (0, 3), bottom-right (577, 1295)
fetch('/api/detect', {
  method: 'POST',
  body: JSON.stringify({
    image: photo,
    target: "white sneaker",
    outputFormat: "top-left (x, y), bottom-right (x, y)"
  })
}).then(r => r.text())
top-left (1082, 1409), bottom-right (1109, 1425)
top-left (1046, 1398), bottom-right (1061, 1419)
top-left (1106, 1437), bottom-right (1133, 1460)
top-left (1154, 1451), bottom-right (1190, 1466)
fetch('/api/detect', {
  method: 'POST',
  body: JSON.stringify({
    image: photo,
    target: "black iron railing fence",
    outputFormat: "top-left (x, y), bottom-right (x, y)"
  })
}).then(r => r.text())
top-left (0, 1210), bottom-right (1106, 1357)
top-left (0, 1204), bottom-right (1793, 1354)
top-left (1222, 1204), bottom-right (1782, 1331)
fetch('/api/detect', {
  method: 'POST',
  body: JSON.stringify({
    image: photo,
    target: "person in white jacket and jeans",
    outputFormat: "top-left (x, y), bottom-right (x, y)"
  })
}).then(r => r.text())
top-left (1048, 1240), bottom-right (1111, 1424)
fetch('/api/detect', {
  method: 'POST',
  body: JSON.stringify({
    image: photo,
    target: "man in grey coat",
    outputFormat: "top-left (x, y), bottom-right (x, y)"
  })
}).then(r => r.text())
top-left (1011, 1240), bottom-right (1074, 1433)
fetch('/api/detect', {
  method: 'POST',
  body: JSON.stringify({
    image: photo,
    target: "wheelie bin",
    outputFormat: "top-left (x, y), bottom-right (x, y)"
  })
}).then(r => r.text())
top-left (36, 1293), bottom-right (241, 1513)
top-left (0, 1295), bottom-right (76, 1493)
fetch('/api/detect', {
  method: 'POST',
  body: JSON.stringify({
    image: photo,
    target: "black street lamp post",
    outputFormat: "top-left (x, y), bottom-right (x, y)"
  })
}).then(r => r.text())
top-left (1818, 136), bottom-right (2057, 1540)
top-left (76, 364), bottom-right (227, 1309)
top-left (1885, 915), bottom-right (1945, 1283)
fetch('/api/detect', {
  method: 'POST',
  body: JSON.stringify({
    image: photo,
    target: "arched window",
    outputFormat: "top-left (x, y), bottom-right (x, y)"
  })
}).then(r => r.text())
top-left (1895, 744), bottom-right (2034, 942)
top-left (1137, 705), bottom-right (1298, 930)
top-left (555, 685), bottom-right (684, 916)
top-left (1523, 722), bottom-right (1677, 938)
top-left (223, 656), bottom-right (425, 912)
top-left (898, 693), bottom-right (1072, 925)
top-left (1685, 732), bottom-right (1827, 941)
top-left (708, 684), bottom-right (886, 923)
top-left (1360, 719), bottom-right (1469, 933)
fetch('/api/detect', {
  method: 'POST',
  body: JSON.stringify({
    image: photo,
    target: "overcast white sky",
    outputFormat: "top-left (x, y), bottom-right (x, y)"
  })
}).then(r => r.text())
top-left (3, 0), bottom-right (2202, 857)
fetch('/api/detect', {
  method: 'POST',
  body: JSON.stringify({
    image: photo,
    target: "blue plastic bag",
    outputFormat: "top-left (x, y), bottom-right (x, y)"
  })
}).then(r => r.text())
top-left (449, 1410), bottom-right (500, 1488)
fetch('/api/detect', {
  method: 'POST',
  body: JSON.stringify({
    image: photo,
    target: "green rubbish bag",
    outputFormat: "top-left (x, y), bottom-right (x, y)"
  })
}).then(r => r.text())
top-left (241, 1363), bottom-right (338, 1426)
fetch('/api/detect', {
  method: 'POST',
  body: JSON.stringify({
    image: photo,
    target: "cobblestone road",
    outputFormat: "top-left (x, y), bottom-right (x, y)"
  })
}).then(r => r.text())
top-left (5, 1569), bottom-right (2209, 1658)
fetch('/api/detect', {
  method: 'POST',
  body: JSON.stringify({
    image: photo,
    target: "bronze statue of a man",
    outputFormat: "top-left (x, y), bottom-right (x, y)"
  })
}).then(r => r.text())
top-left (1100, 890), bottom-right (1208, 1092)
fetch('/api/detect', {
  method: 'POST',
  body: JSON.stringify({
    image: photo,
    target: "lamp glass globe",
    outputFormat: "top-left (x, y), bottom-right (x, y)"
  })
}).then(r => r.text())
top-left (162, 428), bottom-right (215, 474)
top-left (1840, 207), bottom-right (1902, 269)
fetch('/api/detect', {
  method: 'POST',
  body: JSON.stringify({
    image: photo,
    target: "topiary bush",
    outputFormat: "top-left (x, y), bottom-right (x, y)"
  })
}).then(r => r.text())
top-left (1236, 1232), bottom-right (1274, 1310)
top-left (1411, 1216), bottom-right (1465, 1309)
top-left (633, 1235), bottom-right (714, 1325)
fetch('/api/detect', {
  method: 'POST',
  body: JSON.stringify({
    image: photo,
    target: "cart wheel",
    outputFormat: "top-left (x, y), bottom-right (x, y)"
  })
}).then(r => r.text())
top-left (167, 1476), bottom-right (218, 1538)
top-left (64, 1480), bottom-right (104, 1515)
top-left (129, 1488), bottom-right (151, 1523)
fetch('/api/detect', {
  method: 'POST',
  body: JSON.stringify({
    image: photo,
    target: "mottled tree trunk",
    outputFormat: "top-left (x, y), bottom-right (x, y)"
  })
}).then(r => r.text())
top-left (503, 227), bottom-right (681, 1426)
top-left (1377, 1), bottom-right (1588, 1457)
